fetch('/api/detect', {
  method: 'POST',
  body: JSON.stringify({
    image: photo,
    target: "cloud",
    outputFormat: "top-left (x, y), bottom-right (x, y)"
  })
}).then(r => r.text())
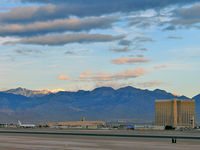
top-left (49, 89), bottom-right (66, 93)
top-left (139, 48), bottom-right (148, 51)
top-left (0, 4), bottom-right (74, 24)
top-left (22, 0), bottom-right (198, 5)
top-left (7, 33), bottom-right (124, 46)
top-left (57, 75), bottom-right (70, 80)
top-left (14, 49), bottom-right (42, 56)
top-left (111, 57), bottom-right (152, 65)
top-left (65, 51), bottom-right (76, 55)
top-left (137, 81), bottom-right (166, 88)
top-left (2, 1), bottom-right (198, 23)
top-left (129, 16), bottom-right (157, 28)
top-left (0, 37), bottom-right (18, 44)
top-left (136, 54), bottom-right (144, 57)
top-left (164, 25), bottom-right (176, 30)
top-left (79, 68), bottom-right (147, 81)
top-left (129, 44), bottom-right (148, 51)
top-left (110, 47), bottom-right (131, 53)
top-left (133, 36), bottom-right (154, 43)
top-left (0, 6), bottom-right (38, 23)
top-left (133, 41), bottom-right (148, 51)
top-left (79, 70), bottom-right (93, 79)
top-left (164, 3), bottom-right (200, 30)
top-left (118, 40), bottom-right (131, 46)
top-left (168, 35), bottom-right (182, 39)
top-left (172, 92), bottom-right (180, 96)
top-left (65, 49), bottom-right (92, 55)
top-left (154, 64), bottom-right (167, 69)
top-left (0, 16), bottom-right (117, 37)
top-left (0, 88), bottom-right (9, 91)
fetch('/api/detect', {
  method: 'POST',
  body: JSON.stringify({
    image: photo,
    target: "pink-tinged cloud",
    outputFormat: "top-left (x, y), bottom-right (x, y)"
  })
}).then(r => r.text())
top-left (111, 57), bottom-right (152, 65)
top-left (50, 89), bottom-right (65, 93)
top-left (154, 64), bottom-right (167, 69)
top-left (137, 81), bottom-right (166, 88)
top-left (172, 92), bottom-right (180, 96)
top-left (57, 75), bottom-right (70, 80)
top-left (79, 70), bottom-right (93, 79)
top-left (80, 68), bottom-right (147, 81)
top-left (0, 16), bottom-right (117, 36)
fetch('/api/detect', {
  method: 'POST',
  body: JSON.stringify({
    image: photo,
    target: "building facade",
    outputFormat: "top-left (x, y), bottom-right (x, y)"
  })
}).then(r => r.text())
top-left (155, 99), bottom-right (195, 127)
top-left (40, 121), bottom-right (106, 129)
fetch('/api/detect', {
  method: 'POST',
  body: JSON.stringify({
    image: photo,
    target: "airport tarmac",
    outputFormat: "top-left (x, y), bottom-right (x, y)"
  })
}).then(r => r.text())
top-left (0, 134), bottom-right (200, 150)
top-left (1, 128), bottom-right (200, 137)
top-left (0, 129), bottom-right (200, 150)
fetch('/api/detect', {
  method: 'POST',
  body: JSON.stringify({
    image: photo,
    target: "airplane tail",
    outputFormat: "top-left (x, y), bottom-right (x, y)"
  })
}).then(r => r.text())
top-left (18, 120), bottom-right (22, 126)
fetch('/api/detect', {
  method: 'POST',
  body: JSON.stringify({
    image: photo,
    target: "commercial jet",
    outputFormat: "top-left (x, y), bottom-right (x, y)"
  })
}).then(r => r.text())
top-left (18, 120), bottom-right (36, 128)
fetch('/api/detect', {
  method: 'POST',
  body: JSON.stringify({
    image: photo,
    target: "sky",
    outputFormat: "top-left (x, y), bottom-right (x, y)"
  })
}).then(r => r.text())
top-left (0, 0), bottom-right (200, 97)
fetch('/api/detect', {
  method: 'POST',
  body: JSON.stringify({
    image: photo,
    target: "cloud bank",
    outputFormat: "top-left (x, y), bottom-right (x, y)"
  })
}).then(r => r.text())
top-left (0, 16), bottom-right (117, 37)
top-left (164, 3), bottom-right (200, 30)
top-left (80, 68), bottom-right (147, 81)
top-left (7, 33), bottom-right (124, 45)
top-left (1, 0), bottom-right (198, 24)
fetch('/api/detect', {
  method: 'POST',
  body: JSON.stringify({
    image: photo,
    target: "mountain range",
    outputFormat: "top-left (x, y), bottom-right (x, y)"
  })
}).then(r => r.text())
top-left (0, 86), bottom-right (199, 123)
top-left (4, 87), bottom-right (51, 97)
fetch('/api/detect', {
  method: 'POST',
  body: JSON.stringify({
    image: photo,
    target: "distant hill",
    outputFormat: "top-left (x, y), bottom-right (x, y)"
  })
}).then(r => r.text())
top-left (193, 94), bottom-right (200, 101)
top-left (3, 87), bottom-right (51, 97)
top-left (193, 94), bottom-right (200, 119)
top-left (0, 86), bottom-right (195, 123)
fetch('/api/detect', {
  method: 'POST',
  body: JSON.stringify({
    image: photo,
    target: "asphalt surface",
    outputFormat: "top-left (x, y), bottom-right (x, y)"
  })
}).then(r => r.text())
top-left (0, 131), bottom-right (200, 150)
top-left (0, 128), bottom-right (200, 139)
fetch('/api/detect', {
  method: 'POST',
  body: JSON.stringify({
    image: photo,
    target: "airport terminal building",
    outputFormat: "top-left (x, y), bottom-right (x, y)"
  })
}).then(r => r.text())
top-left (155, 99), bottom-right (195, 127)
top-left (40, 121), bottom-right (106, 129)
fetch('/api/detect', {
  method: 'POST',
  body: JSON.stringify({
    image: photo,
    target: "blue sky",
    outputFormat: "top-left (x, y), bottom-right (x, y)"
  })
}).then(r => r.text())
top-left (0, 0), bottom-right (200, 97)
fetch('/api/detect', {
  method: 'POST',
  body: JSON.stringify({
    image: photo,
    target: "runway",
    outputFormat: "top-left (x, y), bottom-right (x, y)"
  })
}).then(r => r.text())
top-left (0, 131), bottom-right (200, 150)
top-left (0, 129), bottom-right (200, 139)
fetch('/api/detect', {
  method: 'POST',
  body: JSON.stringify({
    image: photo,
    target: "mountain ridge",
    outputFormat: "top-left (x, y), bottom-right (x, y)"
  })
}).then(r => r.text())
top-left (2, 86), bottom-right (192, 98)
top-left (3, 87), bottom-right (52, 97)
top-left (0, 86), bottom-right (198, 123)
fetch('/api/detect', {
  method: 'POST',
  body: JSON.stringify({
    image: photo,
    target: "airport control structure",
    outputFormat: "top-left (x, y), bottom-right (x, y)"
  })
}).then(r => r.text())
top-left (155, 99), bottom-right (195, 127)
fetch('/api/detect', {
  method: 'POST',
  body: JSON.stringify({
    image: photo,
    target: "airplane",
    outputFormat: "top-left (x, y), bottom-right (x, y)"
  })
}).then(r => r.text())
top-left (18, 120), bottom-right (36, 128)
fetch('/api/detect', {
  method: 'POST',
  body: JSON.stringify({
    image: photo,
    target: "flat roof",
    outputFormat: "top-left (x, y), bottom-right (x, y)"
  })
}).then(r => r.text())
top-left (155, 99), bottom-right (194, 102)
